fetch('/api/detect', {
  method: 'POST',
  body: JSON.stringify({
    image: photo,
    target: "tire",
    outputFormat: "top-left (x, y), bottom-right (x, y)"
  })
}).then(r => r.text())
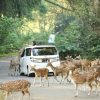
top-left (20, 72), bottom-right (25, 76)
top-left (27, 66), bottom-right (35, 77)
top-left (28, 73), bottom-right (35, 77)
top-left (48, 72), bottom-right (54, 76)
top-left (19, 65), bottom-right (25, 76)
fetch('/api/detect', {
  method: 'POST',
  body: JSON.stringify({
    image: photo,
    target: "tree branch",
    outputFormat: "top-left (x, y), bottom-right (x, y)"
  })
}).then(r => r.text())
top-left (45, 0), bottom-right (73, 12)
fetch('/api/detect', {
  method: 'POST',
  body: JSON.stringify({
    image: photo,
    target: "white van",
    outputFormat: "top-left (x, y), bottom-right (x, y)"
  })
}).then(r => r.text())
top-left (19, 45), bottom-right (60, 76)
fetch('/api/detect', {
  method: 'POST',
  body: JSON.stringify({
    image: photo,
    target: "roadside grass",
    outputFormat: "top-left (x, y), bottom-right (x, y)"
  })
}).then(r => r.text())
top-left (0, 53), bottom-right (17, 59)
top-left (0, 53), bottom-right (18, 62)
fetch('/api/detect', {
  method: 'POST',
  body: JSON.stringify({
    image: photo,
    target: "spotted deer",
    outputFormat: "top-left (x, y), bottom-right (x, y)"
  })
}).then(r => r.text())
top-left (69, 68), bottom-right (99, 97)
top-left (31, 65), bottom-right (49, 86)
top-left (0, 80), bottom-right (31, 100)
top-left (8, 48), bottom-right (24, 76)
top-left (46, 61), bottom-right (70, 84)
top-left (8, 57), bottom-right (20, 76)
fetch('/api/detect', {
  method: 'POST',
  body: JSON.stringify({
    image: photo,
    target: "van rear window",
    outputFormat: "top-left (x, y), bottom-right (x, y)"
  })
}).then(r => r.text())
top-left (32, 47), bottom-right (57, 56)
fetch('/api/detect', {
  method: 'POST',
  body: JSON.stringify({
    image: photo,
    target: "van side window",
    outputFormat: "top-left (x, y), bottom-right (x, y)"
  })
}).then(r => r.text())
top-left (33, 49), bottom-right (39, 56)
top-left (21, 49), bottom-right (25, 57)
top-left (26, 48), bottom-right (31, 56)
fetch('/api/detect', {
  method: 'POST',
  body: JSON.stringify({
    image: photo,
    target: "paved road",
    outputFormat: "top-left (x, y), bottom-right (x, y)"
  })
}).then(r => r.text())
top-left (0, 57), bottom-right (100, 100)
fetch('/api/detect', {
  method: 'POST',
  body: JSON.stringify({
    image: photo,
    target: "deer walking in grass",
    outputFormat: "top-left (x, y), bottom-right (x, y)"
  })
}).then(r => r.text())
top-left (31, 65), bottom-right (49, 86)
top-left (0, 80), bottom-right (31, 100)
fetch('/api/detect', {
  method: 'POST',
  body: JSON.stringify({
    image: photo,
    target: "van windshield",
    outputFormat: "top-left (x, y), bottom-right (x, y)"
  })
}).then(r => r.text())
top-left (32, 47), bottom-right (57, 56)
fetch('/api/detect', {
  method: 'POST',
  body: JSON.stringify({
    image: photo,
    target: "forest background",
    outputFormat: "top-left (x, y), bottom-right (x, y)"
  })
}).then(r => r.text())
top-left (0, 0), bottom-right (100, 59)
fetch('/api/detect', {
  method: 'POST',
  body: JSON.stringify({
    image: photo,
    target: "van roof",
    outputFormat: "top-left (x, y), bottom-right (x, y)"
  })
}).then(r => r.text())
top-left (24, 45), bottom-right (56, 48)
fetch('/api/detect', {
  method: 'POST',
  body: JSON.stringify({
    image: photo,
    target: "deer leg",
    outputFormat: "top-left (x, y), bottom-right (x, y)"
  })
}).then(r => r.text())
top-left (60, 73), bottom-right (63, 84)
top-left (24, 89), bottom-right (30, 100)
top-left (62, 74), bottom-right (70, 84)
top-left (95, 84), bottom-right (98, 96)
top-left (10, 94), bottom-right (13, 100)
top-left (14, 67), bottom-right (16, 76)
top-left (16, 66), bottom-right (19, 76)
top-left (75, 84), bottom-right (78, 97)
top-left (10, 69), bottom-right (13, 76)
top-left (21, 91), bottom-right (25, 100)
top-left (94, 80), bottom-right (98, 95)
top-left (21, 90), bottom-right (31, 100)
top-left (47, 79), bottom-right (49, 86)
top-left (4, 92), bottom-right (8, 100)
top-left (40, 77), bottom-right (42, 87)
top-left (83, 83), bottom-right (86, 92)
top-left (52, 75), bottom-right (58, 84)
top-left (54, 75), bottom-right (60, 83)
top-left (62, 76), bottom-right (67, 84)
top-left (33, 77), bottom-right (36, 86)
top-left (8, 92), bottom-right (14, 100)
top-left (52, 76), bottom-right (55, 84)
top-left (21, 90), bottom-right (30, 100)
top-left (67, 76), bottom-right (71, 83)
top-left (46, 76), bottom-right (49, 86)
top-left (88, 83), bottom-right (92, 95)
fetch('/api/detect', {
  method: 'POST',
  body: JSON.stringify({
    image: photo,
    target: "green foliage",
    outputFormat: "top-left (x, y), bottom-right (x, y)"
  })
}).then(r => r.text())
top-left (55, 19), bottom-right (81, 52)
top-left (85, 32), bottom-right (100, 58)
top-left (0, 0), bottom-right (47, 18)
top-left (38, 4), bottom-right (48, 14)
top-left (0, 0), bottom-right (100, 59)
top-left (0, 17), bottom-right (20, 44)
top-left (0, 17), bottom-right (23, 53)
top-left (31, 32), bottom-right (49, 44)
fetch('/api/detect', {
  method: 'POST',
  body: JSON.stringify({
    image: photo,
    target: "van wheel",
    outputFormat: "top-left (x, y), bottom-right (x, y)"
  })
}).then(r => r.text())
top-left (27, 65), bottom-right (29, 75)
top-left (48, 72), bottom-right (54, 76)
top-left (20, 72), bottom-right (25, 76)
top-left (28, 73), bottom-right (35, 77)
top-left (19, 65), bottom-right (25, 76)
top-left (27, 65), bottom-right (35, 77)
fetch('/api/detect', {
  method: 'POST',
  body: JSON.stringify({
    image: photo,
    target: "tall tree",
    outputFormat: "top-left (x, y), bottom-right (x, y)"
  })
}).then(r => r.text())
top-left (0, 0), bottom-right (46, 18)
